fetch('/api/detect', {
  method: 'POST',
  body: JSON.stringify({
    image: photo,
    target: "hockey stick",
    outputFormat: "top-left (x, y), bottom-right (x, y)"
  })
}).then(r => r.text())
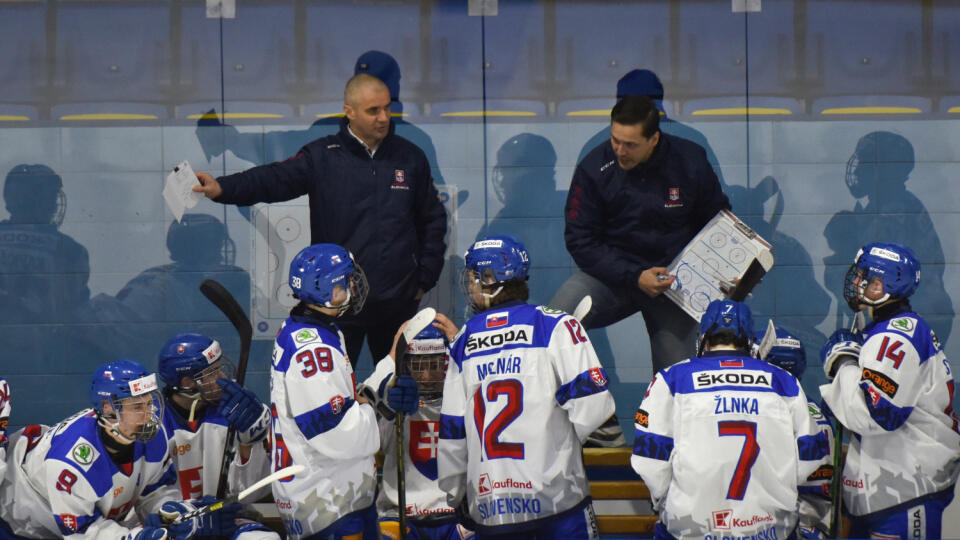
top-left (828, 310), bottom-right (865, 537)
top-left (392, 307), bottom-right (437, 540)
top-left (572, 295), bottom-right (592, 322)
top-left (170, 465), bottom-right (305, 525)
top-left (199, 279), bottom-right (253, 500)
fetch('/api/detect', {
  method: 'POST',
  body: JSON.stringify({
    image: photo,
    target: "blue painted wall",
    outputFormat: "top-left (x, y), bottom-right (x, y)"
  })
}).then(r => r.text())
top-left (1, 0), bottom-right (958, 440)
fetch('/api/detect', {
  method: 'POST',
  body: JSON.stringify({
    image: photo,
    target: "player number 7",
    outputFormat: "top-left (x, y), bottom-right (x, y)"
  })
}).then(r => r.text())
top-left (718, 420), bottom-right (760, 500)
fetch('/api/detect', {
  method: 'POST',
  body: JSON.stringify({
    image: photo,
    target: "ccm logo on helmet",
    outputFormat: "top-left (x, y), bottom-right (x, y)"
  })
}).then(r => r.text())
top-left (694, 370), bottom-right (772, 389)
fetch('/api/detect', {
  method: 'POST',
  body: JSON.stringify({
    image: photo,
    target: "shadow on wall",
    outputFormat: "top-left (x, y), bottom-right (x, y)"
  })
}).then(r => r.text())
top-left (477, 133), bottom-right (569, 307)
top-left (724, 176), bottom-right (831, 398)
top-left (823, 131), bottom-right (953, 344)
top-left (87, 213), bottom-right (251, 370)
top-left (0, 164), bottom-right (93, 425)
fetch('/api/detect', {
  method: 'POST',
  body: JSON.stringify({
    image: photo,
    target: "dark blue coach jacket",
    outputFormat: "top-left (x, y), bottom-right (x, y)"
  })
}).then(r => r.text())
top-left (214, 118), bottom-right (447, 304)
top-left (565, 132), bottom-right (730, 288)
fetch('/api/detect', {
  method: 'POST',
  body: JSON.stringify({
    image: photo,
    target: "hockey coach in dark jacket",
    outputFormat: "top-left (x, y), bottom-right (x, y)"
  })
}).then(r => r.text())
top-left (194, 74), bottom-right (447, 367)
top-left (551, 95), bottom-right (730, 376)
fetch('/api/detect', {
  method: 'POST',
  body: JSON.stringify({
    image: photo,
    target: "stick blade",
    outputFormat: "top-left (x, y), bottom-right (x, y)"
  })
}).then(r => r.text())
top-left (572, 295), bottom-right (592, 321)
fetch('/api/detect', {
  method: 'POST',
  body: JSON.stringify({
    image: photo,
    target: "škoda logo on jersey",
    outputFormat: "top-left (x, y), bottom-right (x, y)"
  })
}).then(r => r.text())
top-left (465, 325), bottom-right (533, 354)
top-left (694, 370), bottom-right (771, 389)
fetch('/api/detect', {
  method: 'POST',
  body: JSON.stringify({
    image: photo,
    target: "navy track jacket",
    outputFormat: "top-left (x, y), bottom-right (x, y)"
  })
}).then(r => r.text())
top-left (564, 132), bottom-right (730, 288)
top-left (214, 118), bottom-right (447, 303)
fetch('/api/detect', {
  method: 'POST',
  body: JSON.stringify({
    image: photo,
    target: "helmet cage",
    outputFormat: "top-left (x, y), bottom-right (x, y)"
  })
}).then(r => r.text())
top-left (842, 243), bottom-right (920, 311)
top-left (407, 353), bottom-right (447, 401)
top-left (94, 373), bottom-right (164, 443)
top-left (459, 267), bottom-right (507, 313)
top-left (184, 357), bottom-right (236, 403)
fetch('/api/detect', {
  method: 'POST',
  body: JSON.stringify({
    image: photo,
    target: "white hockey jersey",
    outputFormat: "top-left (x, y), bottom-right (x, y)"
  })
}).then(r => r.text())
top-left (0, 410), bottom-right (178, 539)
top-left (631, 351), bottom-right (829, 539)
top-left (268, 310), bottom-right (379, 537)
top-left (820, 311), bottom-right (960, 516)
top-left (361, 356), bottom-right (457, 521)
top-left (438, 302), bottom-right (615, 535)
top-left (161, 399), bottom-right (271, 502)
top-left (0, 377), bottom-right (10, 484)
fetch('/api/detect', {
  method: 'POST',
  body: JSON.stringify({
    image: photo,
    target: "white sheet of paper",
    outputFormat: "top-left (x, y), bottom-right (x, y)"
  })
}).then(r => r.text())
top-left (163, 161), bottom-right (204, 223)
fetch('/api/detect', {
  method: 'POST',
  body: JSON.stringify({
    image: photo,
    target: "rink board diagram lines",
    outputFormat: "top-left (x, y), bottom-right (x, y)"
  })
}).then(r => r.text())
top-left (664, 209), bottom-right (773, 322)
top-left (249, 186), bottom-right (459, 340)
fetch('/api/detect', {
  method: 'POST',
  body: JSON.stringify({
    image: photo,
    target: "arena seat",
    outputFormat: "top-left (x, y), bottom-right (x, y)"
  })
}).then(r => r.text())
top-left (431, 99), bottom-right (546, 120)
top-left (175, 101), bottom-right (295, 122)
top-left (812, 95), bottom-right (930, 117)
top-left (682, 96), bottom-right (803, 118)
top-left (53, 102), bottom-right (168, 122)
top-left (0, 105), bottom-right (38, 122)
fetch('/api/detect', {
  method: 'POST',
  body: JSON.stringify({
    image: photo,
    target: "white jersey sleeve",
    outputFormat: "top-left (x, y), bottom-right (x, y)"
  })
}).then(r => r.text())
top-left (819, 313), bottom-right (960, 515)
top-left (550, 314), bottom-right (617, 443)
top-left (437, 337), bottom-right (468, 508)
top-left (0, 377), bottom-right (10, 483)
top-left (629, 373), bottom-right (673, 508)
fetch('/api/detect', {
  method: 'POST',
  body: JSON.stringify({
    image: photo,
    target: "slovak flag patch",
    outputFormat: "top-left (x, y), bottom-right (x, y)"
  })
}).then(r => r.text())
top-left (408, 420), bottom-right (440, 480)
top-left (58, 514), bottom-right (78, 533)
top-left (330, 395), bottom-right (345, 415)
top-left (395, 169), bottom-right (405, 183)
top-left (669, 187), bottom-right (680, 200)
top-left (590, 367), bottom-right (608, 388)
top-left (720, 359), bottom-right (743, 367)
top-left (486, 312), bottom-right (509, 328)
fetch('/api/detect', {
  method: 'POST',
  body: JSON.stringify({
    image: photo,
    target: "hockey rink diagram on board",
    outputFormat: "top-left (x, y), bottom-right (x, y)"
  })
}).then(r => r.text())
top-left (249, 186), bottom-right (459, 339)
top-left (663, 209), bottom-right (773, 322)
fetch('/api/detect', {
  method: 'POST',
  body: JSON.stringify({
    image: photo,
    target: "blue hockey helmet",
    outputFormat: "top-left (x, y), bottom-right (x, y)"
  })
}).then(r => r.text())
top-left (460, 235), bottom-right (530, 311)
top-left (158, 333), bottom-right (234, 402)
top-left (698, 299), bottom-right (754, 356)
top-left (289, 243), bottom-right (369, 316)
top-left (405, 324), bottom-right (449, 400)
top-left (843, 242), bottom-right (920, 310)
top-left (754, 325), bottom-right (806, 380)
top-left (90, 359), bottom-right (163, 443)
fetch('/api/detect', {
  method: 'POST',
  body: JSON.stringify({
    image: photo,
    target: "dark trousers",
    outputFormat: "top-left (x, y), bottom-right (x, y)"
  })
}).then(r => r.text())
top-left (550, 270), bottom-right (698, 374)
top-left (338, 296), bottom-right (420, 368)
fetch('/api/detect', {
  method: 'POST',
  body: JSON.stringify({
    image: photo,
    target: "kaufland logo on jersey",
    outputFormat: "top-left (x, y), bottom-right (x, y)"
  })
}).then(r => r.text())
top-left (712, 510), bottom-right (773, 530)
top-left (486, 312), bottom-right (509, 328)
top-left (712, 510), bottom-right (732, 530)
top-left (477, 473), bottom-right (533, 497)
